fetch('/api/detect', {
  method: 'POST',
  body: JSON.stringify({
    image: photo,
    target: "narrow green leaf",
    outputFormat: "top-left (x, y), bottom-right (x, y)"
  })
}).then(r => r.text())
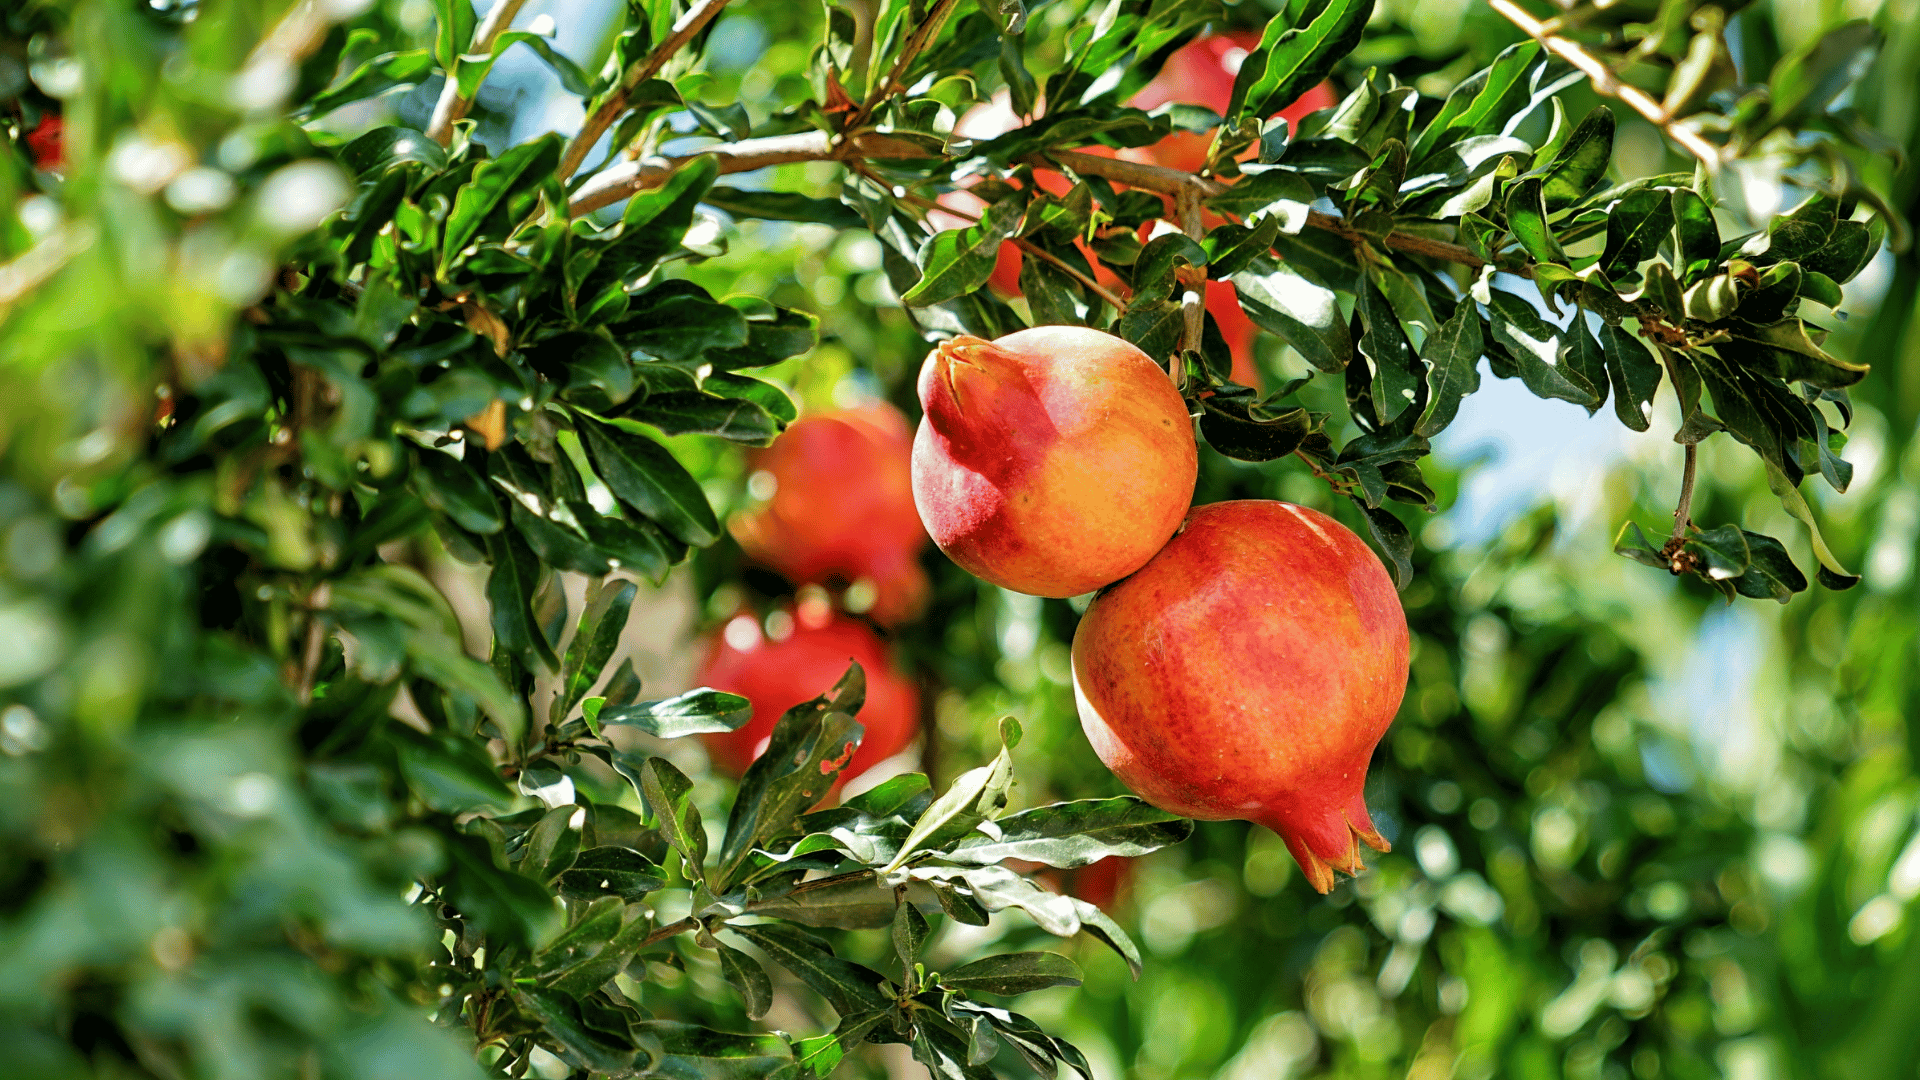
top-left (1416, 303), bottom-right (1484, 437)
top-left (943, 952), bottom-right (1083, 996)
top-left (639, 757), bottom-right (707, 881)
top-left (715, 940), bottom-right (776, 1020)
top-left (597, 688), bottom-right (754, 738)
top-left (901, 194), bottom-right (1024, 307)
top-left (575, 413), bottom-right (720, 546)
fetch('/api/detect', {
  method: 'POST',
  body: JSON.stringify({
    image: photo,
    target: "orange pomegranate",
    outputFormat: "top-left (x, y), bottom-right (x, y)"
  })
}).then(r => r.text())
top-left (912, 326), bottom-right (1197, 597)
top-left (1071, 501), bottom-right (1410, 893)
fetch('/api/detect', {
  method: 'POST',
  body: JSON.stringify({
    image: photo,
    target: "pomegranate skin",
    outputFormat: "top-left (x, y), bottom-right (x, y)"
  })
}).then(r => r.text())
top-left (730, 404), bottom-right (929, 625)
top-left (911, 327), bottom-right (1198, 598)
top-left (696, 612), bottom-right (920, 787)
top-left (1070, 500), bottom-right (1409, 893)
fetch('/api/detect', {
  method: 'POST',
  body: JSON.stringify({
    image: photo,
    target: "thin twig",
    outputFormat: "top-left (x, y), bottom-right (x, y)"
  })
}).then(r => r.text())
top-left (1488, 0), bottom-right (1722, 167)
top-left (1012, 237), bottom-right (1129, 313)
top-left (557, 0), bottom-right (734, 182)
top-left (846, 0), bottom-right (961, 130)
top-left (1672, 442), bottom-right (1699, 535)
top-left (0, 223), bottom-right (93, 307)
top-left (426, 0), bottom-right (534, 146)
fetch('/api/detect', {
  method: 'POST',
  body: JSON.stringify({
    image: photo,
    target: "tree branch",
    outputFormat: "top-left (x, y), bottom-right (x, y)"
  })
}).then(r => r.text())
top-left (426, 0), bottom-right (534, 147)
top-left (1488, 0), bottom-right (1723, 167)
top-left (567, 130), bottom-right (943, 216)
top-left (557, 0), bottom-right (733, 182)
top-left (1012, 237), bottom-right (1129, 314)
top-left (847, 0), bottom-right (961, 130)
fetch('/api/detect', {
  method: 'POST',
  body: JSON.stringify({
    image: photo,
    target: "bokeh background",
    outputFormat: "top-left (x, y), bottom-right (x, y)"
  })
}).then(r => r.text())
top-left (10, 0), bottom-right (1920, 1076)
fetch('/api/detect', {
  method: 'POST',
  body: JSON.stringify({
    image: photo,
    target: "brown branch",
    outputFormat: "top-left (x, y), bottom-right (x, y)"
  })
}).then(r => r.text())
top-left (1673, 442), bottom-right (1699, 535)
top-left (1012, 237), bottom-right (1129, 314)
top-left (1488, 0), bottom-right (1722, 167)
top-left (567, 130), bottom-right (942, 216)
top-left (557, 0), bottom-right (734, 182)
top-left (426, 0), bottom-right (534, 146)
top-left (1173, 182), bottom-right (1206, 387)
top-left (847, 0), bottom-right (961, 130)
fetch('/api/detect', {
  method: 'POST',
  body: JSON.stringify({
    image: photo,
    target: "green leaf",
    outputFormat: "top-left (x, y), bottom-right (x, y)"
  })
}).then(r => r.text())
top-left (943, 952), bottom-right (1083, 996)
top-left (713, 663), bottom-right (867, 889)
top-left (1613, 520), bottom-right (1669, 569)
top-left (883, 719), bottom-right (1020, 874)
top-left (1731, 530), bottom-right (1810, 602)
top-left (544, 905), bottom-right (654, 998)
top-left (1228, 0), bottom-right (1375, 122)
top-left (901, 194), bottom-right (1024, 307)
top-left (1230, 259), bottom-right (1352, 373)
top-left (1203, 169), bottom-right (1313, 229)
top-left (486, 527), bottom-right (559, 671)
top-left (1534, 106), bottom-right (1615, 211)
top-left (445, 834), bottom-right (561, 950)
top-left (1601, 187), bottom-right (1677, 276)
top-left (715, 940), bottom-right (776, 1020)
top-left (1562, 314), bottom-right (1610, 417)
top-left (1127, 233), bottom-right (1209, 306)
top-left (556, 846), bottom-right (667, 903)
top-left (725, 922), bottom-right (895, 1018)
top-left (1684, 523), bottom-right (1750, 582)
top-left (1757, 20), bottom-right (1879, 141)
top-left (1485, 290), bottom-right (1600, 407)
top-left (1601, 321), bottom-right (1662, 432)
top-left (597, 688), bottom-right (754, 738)
top-left (1416, 302), bottom-right (1484, 437)
top-left (1019, 247), bottom-right (1089, 327)
top-left (1670, 188), bottom-right (1719, 282)
top-left (441, 135), bottom-right (564, 269)
top-left (575, 413), bottom-right (720, 546)
top-left (392, 727), bottom-right (515, 813)
top-left (1351, 497), bottom-right (1414, 589)
top-left (704, 186), bottom-right (864, 229)
top-left (620, 284), bottom-right (751, 361)
top-left (1505, 177), bottom-right (1564, 266)
top-left (1764, 461), bottom-right (1860, 590)
top-left (340, 125), bottom-right (447, 178)
top-left (1719, 319), bottom-right (1869, 390)
top-left (1114, 301), bottom-right (1185, 367)
top-left (304, 50), bottom-right (435, 118)
top-left (556, 580), bottom-right (636, 725)
top-left (1199, 397), bottom-right (1315, 462)
top-left (638, 757), bottom-right (707, 881)
top-left (634, 1022), bottom-right (794, 1079)
top-left (412, 447), bottom-right (504, 534)
top-left (432, 0), bottom-right (478, 71)
top-left (601, 154), bottom-right (722, 279)
top-left (892, 897), bottom-right (930, 972)
top-left (513, 987), bottom-right (638, 1072)
top-left (521, 805), bottom-right (582, 882)
top-left (937, 797), bottom-right (1192, 867)
top-left (746, 875), bottom-right (900, 929)
top-left (628, 391), bottom-right (781, 444)
top-left (1410, 40), bottom-right (1540, 161)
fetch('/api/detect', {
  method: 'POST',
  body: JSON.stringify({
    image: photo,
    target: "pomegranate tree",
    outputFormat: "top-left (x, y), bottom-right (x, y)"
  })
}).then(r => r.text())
top-left (912, 326), bottom-right (1197, 597)
top-left (1070, 500), bottom-right (1410, 893)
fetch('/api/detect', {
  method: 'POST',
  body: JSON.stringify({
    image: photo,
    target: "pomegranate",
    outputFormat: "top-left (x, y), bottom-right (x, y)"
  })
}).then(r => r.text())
top-left (912, 326), bottom-right (1197, 597)
top-left (25, 113), bottom-right (61, 171)
top-left (1070, 500), bottom-right (1409, 893)
top-left (1207, 279), bottom-right (1261, 389)
top-left (695, 609), bottom-right (920, 789)
top-left (729, 403), bottom-right (929, 626)
top-left (1007, 855), bottom-right (1137, 908)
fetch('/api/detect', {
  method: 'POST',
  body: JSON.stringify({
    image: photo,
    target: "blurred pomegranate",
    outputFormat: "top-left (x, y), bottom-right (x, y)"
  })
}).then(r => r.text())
top-left (25, 113), bottom-right (62, 171)
top-left (1006, 856), bottom-right (1137, 908)
top-left (729, 403), bottom-right (929, 625)
top-left (1125, 31), bottom-right (1339, 175)
top-left (695, 608), bottom-right (920, 790)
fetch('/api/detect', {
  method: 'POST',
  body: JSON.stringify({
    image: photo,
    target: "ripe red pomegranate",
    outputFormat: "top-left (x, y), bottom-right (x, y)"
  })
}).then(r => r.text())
top-left (1070, 501), bottom-right (1409, 893)
top-left (729, 403), bottom-right (929, 626)
top-left (912, 326), bottom-right (1197, 597)
top-left (695, 610), bottom-right (920, 789)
